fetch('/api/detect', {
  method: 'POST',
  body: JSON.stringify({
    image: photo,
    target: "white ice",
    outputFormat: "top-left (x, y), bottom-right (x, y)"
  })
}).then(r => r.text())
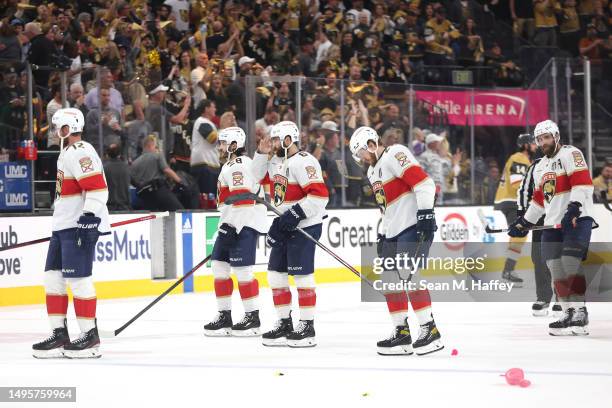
top-left (1, 282), bottom-right (612, 407)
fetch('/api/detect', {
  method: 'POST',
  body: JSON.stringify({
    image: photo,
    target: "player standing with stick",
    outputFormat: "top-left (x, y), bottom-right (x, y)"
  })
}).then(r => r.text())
top-left (32, 108), bottom-right (110, 359)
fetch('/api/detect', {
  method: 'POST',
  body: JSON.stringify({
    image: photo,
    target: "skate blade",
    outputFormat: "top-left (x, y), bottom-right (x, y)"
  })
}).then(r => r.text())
top-left (287, 338), bottom-right (317, 348)
top-left (532, 309), bottom-right (549, 317)
top-left (262, 337), bottom-right (288, 347)
top-left (63, 347), bottom-right (101, 359)
top-left (571, 326), bottom-right (589, 336)
top-left (232, 327), bottom-right (261, 337)
top-left (377, 345), bottom-right (414, 355)
top-left (549, 327), bottom-right (573, 336)
top-left (415, 340), bottom-right (444, 356)
top-left (502, 279), bottom-right (523, 288)
top-left (32, 348), bottom-right (66, 359)
top-left (204, 328), bottom-right (232, 337)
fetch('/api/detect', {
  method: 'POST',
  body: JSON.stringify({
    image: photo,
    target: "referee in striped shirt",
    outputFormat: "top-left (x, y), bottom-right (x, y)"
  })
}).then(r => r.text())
top-left (517, 153), bottom-right (561, 316)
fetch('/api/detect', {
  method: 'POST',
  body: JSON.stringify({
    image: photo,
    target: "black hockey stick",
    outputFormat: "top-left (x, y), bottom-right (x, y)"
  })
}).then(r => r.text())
top-left (228, 192), bottom-right (376, 287)
top-left (476, 208), bottom-right (562, 234)
top-left (99, 254), bottom-right (211, 338)
top-left (601, 191), bottom-right (612, 212)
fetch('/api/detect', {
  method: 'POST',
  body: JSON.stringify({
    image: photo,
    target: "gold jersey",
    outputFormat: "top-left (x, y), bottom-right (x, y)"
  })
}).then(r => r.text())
top-left (494, 152), bottom-right (531, 204)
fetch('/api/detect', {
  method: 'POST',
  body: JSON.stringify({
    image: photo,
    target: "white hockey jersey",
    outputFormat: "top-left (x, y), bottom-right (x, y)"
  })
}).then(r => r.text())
top-left (53, 140), bottom-right (110, 233)
top-left (252, 151), bottom-right (328, 228)
top-left (367, 144), bottom-right (436, 239)
top-left (524, 145), bottom-right (594, 225)
top-left (217, 155), bottom-right (268, 233)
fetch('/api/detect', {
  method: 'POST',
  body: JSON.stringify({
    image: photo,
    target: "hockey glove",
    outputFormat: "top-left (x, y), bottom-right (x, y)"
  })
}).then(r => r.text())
top-left (277, 204), bottom-right (307, 231)
top-left (76, 212), bottom-right (101, 248)
top-left (507, 217), bottom-right (532, 238)
top-left (376, 233), bottom-right (385, 258)
top-left (561, 201), bottom-right (582, 230)
top-left (416, 209), bottom-right (437, 243)
top-left (516, 208), bottom-right (526, 218)
top-left (218, 223), bottom-right (238, 247)
top-left (266, 218), bottom-right (286, 248)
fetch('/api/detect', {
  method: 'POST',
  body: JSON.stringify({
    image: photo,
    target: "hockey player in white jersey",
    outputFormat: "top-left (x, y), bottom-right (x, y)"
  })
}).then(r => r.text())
top-left (253, 121), bottom-right (329, 347)
top-left (350, 126), bottom-right (444, 355)
top-left (508, 119), bottom-right (595, 335)
top-left (204, 127), bottom-right (268, 337)
top-left (32, 108), bottom-right (110, 359)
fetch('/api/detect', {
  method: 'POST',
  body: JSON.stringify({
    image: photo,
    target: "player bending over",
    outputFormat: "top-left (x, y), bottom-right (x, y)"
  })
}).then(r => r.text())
top-left (350, 126), bottom-right (443, 355)
top-left (33, 108), bottom-right (110, 359)
top-left (253, 121), bottom-right (329, 347)
top-left (508, 120), bottom-right (595, 335)
top-left (204, 127), bottom-right (268, 337)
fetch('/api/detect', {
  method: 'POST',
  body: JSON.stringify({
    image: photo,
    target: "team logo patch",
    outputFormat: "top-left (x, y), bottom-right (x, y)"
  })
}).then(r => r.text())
top-left (541, 172), bottom-right (556, 203)
top-left (395, 152), bottom-right (408, 167)
top-left (232, 171), bottom-right (244, 186)
top-left (372, 181), bottom-right (387, 211)
top-left (273, 174), bottom-right (288, 206)
top-left (572, 151), bottom-right (585, 168)
top-left (79, 156), bottom-right (94, 173)
top-left (55, 170), bottom-right (64, 200)
top-left (305, 166), bottom-right (318, 179)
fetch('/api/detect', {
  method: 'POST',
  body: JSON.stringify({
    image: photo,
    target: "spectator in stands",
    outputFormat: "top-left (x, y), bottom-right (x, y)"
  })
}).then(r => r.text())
top-left (592, 161), bottom-right (612, 202)
top-left (424, 7), bottom-right (460, 65)
top-left (191, 99), bottom-right (219, 196)
top-left (46, 82), bottom-right (63, 148)
top-left (190, 52), bottom-right (210, 107)
top-left (559, 0), bottom-right (581, 56)
top-left (206, 73), bottom-right (229, 116)
top-left (456, 18), bottom-right (484, 66)
top-left (226, 56), bottom-right (254, 127)
top-left (84, 67), bottom-right (124, 112)
top-left (318, 120), bottom-right (345, 208)
top-left (511, 0), bottom-right (536, 52)
top-left (579, 23), bottom-right (607, 59)
top-left (0, 19), bottom-right (22, 61)
top-left (25, 22), bottom-right (56, 98)
top-left (103, 143), bottom-right (131, 211)
top-left (130, 135), bottom-right (184, 211)
top-left (84, 85), bottom-right (122, 154)
top-left (418, 133), bottom-right (452, 204)
top-left (533, 0), bottom-right (561, 46)
top-left (68, 83), bottom-right (88, 118)
top-left (255, 106), bottom-right (279, 136)
top-left (0, 65), bottom-right (25, 150)
top-left (486, 43), bottom-right (524, 86)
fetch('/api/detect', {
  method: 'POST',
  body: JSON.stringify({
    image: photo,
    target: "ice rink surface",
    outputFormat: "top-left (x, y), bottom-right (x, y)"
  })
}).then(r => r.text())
top-left (1, 282), bottom-right (612, 407)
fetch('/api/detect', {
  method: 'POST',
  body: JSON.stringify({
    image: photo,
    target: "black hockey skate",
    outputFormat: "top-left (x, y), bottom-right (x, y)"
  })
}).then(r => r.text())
top-left (262, 314), bottom-right (293, 346)
top-left (377, 320), bottom-right (413, 355)
top-left (204, 310), bottom-right (233, 337)
top-left (532, 301), bottom-right (550, 317)
top-left (413, 320), bottom-right (444, 355)
top-left (549, 308), bottom-right (574, 336)
top-left (64, 324), bottom-right (101, 359)
top-left (32, 319), bottom-right (70, 359)
top-left (502, 270), bottom-right (523, 287)
top-left (287, 320), bottom-right (316, 348)
top-left (552, 303), bottom-right (563, 316)
top-left (231, 310), bottom-right (261, 337)
top-left (570, 306), bottom-right (589, 336)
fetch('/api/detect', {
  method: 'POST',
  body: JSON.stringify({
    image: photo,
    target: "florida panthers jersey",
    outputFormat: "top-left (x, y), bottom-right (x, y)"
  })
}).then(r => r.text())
top-left (53, 140), bottom-right (110, 233)
top-left (367, 144), bottom-right (436, 239)
top-left (217, 155), bottom-right (268, 233)
top-left (252, 151), bottom-right (328, 228)
top-left (524, 145), bottom-right (594, 225)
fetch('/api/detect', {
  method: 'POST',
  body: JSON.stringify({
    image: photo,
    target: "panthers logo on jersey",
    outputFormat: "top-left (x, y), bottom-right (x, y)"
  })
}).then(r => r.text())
top-left (55, 170), bottom-right (64, 200)
top-left (372, 181), bottom-right (387, 212)
top-left (273, 174), bottom-right (288, 206)
top-left (541, 172), bottom-right (556, 203)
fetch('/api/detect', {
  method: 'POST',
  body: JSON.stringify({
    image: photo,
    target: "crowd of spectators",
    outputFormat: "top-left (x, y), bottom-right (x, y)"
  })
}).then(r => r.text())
top-left (0, 0), bottom-right (611, 210)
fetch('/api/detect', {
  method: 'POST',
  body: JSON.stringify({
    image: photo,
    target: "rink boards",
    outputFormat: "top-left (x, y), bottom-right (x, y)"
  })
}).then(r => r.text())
top-left (1, 205), bottom-right (610, 306)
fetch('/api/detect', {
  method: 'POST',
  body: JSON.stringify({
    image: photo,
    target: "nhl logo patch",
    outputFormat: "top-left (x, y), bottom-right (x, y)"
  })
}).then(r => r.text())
top-left (395, 152), bottom-right (408, 167)
top-left (305, 166), bottom-right (318, 179)
top-left (232, 171), bottom-right (244, 186)
top-left (273, 174), bottom-right (288, 206)
top-left (542, 172), bottom-right (556, 203)
top-left (372, 181), bottom-right (387, 211)
top-left (572, 151), bottom-right (585, 168)
top-left (79, 156), bottom-right (94, 173)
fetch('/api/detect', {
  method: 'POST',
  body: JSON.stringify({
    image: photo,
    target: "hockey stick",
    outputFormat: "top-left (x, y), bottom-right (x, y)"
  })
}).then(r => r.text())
top-left (476, 208), bottom-right (562, 234)
top-left (0, 212), bottom-right (170, 252)
top-left (601, 191), bottom-right (612, 212)
top-left (227, 192), bottom-right (374, 286)
top-left (99, 254), bottom-right (211, 338)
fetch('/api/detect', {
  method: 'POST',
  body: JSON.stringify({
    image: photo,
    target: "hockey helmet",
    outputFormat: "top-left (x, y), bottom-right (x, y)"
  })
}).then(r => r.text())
top-left (218, 126), bottom-right (246, 152)
top-left (534, 120), bottom-right (560, 147)
top-left (270, 121), bottom-right (299, 149)
top-left (516, 133), bottom-right (534, 147)
top-left (349, 126), bottom-right (379, 163)
top-left (52, 108), bottom-right (84, 140)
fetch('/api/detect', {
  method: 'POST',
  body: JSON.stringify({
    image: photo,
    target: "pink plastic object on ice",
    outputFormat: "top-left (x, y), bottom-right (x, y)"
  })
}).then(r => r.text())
top-left (451, 349), bottom-right (458, 356)
top-left (504, 368), bottom-right (525, 385)
top-left (519, 379), bottom-right (531, 388)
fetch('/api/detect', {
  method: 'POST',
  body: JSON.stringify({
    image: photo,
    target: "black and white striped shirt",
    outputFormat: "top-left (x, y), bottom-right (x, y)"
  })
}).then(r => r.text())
top-left (517, 158), bottom-right (541, 212)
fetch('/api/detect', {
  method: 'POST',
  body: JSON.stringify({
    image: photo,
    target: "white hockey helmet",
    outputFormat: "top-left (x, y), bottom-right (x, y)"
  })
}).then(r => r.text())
top-left (349, 126), bottom-right (379, 163)
top-left (270, 121), bottom-right (299, 148)
top-left (534, 119), bottom-right (560, 147)
top-left (218, 126), bottom-right (246, 152)
top-left (52, 108), bottom-right (84, 140)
